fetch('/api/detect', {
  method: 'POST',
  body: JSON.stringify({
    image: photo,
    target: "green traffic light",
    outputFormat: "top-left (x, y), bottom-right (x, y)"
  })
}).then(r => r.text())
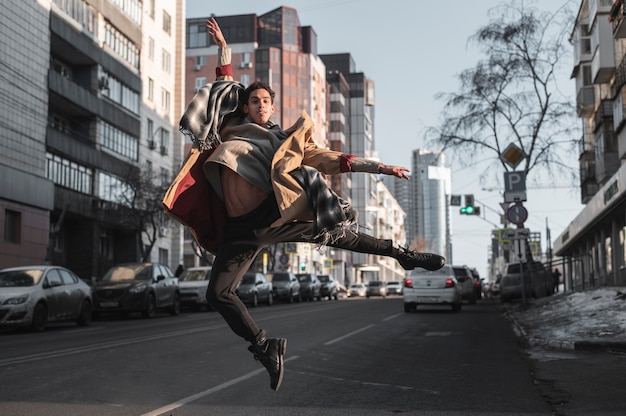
top-left (460, 205), bottom-right (475, 215)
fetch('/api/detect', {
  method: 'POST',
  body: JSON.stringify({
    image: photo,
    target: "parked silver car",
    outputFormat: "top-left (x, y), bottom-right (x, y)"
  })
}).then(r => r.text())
top-left (452, 265), bottom-right (477, 304)
top-left (178, 266), bottom-right (211, 310)
top-left (348, 283), bottom-right (367, 297)
top-left (385, 280), bottom-right (403, 295)
top-left (237, 272), bottom-right (273, 307)
top-left (0, 265), bottom-right (93, 331)
top-left (403, 265), bottom-right (462, 312)
top-left (318, 274), bottom-right (339, 300)
top-left (92, 263), bottom-right (180, 318)
top-left (296, 273), bottom-right (322, 301)
top-left (366, 281), bottom-right (387, 298)
top-left (265, 271), bottom-right (301, 303)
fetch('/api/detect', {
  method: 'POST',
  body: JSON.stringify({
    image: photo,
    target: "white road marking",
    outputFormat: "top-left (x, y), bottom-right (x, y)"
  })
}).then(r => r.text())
top-left (323, 324), bottom-right (375, 346)
top-left (140, 355), bottom-right (300, 416)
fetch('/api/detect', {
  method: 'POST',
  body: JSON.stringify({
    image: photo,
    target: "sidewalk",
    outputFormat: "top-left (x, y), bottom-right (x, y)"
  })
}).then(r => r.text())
top-left (502, 286), bottom-right (626, 353)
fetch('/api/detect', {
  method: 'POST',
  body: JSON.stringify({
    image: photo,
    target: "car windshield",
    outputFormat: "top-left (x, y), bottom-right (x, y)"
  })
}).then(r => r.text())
top-left (266, 273), bottom-right (288, 282)
top-left (0, 269), bottom-right (44, 287)
top-left (369, 281), bottom-right (382, 287)
top-left (318, 275), bottom-right (330, 282)
top-left (102, 264), bottom-right (151, 281)
top-left (297, 275), bottom-right (312, 282)
top-left (241, 274), bottom-right (256, 285)
top-left (179, 269), bottom-right (210, 282)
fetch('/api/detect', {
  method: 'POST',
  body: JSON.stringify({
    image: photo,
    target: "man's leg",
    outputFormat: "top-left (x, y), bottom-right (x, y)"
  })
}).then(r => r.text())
top-left (255, 222), bottom-right (444, 271)
top-left (207, 240), bottom-right (262, 342)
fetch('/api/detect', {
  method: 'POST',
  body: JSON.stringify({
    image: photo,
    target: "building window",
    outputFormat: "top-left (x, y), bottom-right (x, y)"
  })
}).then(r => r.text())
top-left (194, 77), bottom-right (206, 91)
top-left (99, 229), bottom-right (113, 260)
top-left (147, 78), bottom-right (154, 101)
top-left (102, 72), bottom-right (140, 114)
top-left (159, 248), bottom-right (168, 265)
top-left (148, 37), bottom-right (155, 61)
top-left (147, 118), bottom-right (155, 149)
top-left (4, 209), bottom-right (21, 244)
top-left (195, 55), bottom-right (207, 66)
top-left (241, 73), bottom-right (250, 87)
top-left (98, 171), bottom-right (133, 205)
top-left (162, 49), bottom-right (171, 74)
top-left (104, 21), bottom-right (140, 68)
top-left (110, 0), bottom-right (142, 25)
top-left (148, 0), bottom-right (155, 19)
top-left (160, 167), bottom-right (169, 186)
top-left (163, 11), bottom-right (171, 35)
top-left (187, 21), bottom-right (208, 48)
top-left (46, 153), bottom-right (93, 194)
top-left (160, 128), bottom-right (169, 155)
top-left (161, 88), bottom-right (170, 113)
top-left (101, 121), bottom-right (139, 161)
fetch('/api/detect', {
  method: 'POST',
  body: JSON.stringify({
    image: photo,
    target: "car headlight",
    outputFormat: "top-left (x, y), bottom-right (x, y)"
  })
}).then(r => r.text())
top-left (4, 295), bottom-right (29, 305)
top-left (129, 283), bottom-right (148, 294)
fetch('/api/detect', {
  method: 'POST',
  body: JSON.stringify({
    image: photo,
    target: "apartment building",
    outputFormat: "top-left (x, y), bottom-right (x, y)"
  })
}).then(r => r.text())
top-left (0, 0), bottom-right (186, 279)
top-left (556, 0), bottom-right (626, 288)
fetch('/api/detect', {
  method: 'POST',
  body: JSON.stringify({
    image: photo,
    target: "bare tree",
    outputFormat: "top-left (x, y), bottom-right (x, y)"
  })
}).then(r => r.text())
top-left (114, 167), bottom-right (174, 262)
top-left (425, 0), bottom-right (578, 187)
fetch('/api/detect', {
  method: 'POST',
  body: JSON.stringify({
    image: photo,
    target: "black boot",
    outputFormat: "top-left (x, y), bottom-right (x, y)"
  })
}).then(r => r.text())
top-left (396, 247), bottom-right (445, 271)
top-left (248, 336), bottom-right (287, 391)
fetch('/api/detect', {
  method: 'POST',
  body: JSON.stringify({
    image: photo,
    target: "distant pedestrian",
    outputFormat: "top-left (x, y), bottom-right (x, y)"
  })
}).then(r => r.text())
top-left (552, 268), bottom-right (561, 293)
top-left (174, 264), bottom-right (184, 277)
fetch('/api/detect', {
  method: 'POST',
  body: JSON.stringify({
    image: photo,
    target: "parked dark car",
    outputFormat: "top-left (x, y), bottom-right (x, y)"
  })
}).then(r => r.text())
top-left (265, 271), bottom-right (301, 303)
top-left (318, 274), bottom-right (339, 300)
top-left (0, 265), bottom-right (93, 331)
top-left (237, 272), bottom-right (273, 307)
top-left (366, 281), bottom-right (387, 298)
top-left (92, 263), bottom-right (180, 318)
top-left (296, 273), bottom-right (322, 301)
top-left (177, 266), bottom-right (211, 311)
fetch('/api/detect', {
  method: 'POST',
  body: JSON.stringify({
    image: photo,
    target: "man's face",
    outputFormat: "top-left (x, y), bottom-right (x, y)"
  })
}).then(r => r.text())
top-left (243, 88), bottom-right (274, 126)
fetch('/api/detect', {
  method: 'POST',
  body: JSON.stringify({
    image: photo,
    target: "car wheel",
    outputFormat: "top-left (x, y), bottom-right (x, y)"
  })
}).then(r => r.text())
top-left (169, 293), bottom-right (181, 316)
top-left (31, 302), bottom-right (48, 332)
top-left (452, 300), bottom-right (462, 313)
top-left (142, 293), bottom-right (156, 318)
top-left (267, 291), bottom-right (273, 306)
top-left (77, 300), bottom-right (92, 326)
top-left (468, 294), bottom-right (477, 305)
top-left (251, 293), bottom-right (258, 307)
top-left (403, 302), bottom-right (414, 313)
top-left (296, 292), bottom-right (302, 303)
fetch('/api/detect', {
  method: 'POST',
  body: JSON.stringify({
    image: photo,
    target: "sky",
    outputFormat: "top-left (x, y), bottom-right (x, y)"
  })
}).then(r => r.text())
top-left (185, 0), bottom-right (585, 279)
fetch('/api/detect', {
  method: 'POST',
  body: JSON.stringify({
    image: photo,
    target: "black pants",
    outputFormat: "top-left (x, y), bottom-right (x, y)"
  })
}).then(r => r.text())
top-left (206, 196), bottom-right (394, 343)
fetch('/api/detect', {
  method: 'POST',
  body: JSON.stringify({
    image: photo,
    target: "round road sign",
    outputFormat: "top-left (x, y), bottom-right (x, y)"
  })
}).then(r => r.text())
top-left (506, 203), bottom-right (528, 226)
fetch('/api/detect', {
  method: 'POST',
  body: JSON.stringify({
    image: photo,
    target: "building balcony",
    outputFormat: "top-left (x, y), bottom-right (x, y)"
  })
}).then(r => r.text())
top-left (577, 86), bottom-right (595, 117)
top-left (593, 99), bottom-right (614, 132)
top-left (611, 1), bottom-right (626, 38)
top-left (579, 149), bottom-right (598, 204)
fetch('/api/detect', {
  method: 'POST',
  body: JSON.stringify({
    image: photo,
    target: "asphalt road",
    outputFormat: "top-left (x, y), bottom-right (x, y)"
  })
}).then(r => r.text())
top-left (1, 296), bottom-right (624, 415)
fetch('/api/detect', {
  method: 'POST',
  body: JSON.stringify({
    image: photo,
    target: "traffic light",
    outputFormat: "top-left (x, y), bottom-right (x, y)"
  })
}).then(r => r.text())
top-left (460, 194), bottom-right (475, 215)
top-left (460, 194), bottom-right (481, 215)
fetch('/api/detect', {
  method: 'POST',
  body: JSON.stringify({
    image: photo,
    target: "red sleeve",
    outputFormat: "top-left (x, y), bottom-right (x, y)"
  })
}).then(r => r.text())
top-left (340, 153), bottom-right (357, 173)
top-left (215, 64), bottom-right (232, 78)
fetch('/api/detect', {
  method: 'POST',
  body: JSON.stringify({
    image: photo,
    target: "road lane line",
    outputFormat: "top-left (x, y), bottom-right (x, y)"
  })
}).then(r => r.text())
top-left (323, 324), bottom-right (375, 346)
top-left (140, 356), bottom-right (300, 416)
top-left (383, 313), bottom-right (403, 321)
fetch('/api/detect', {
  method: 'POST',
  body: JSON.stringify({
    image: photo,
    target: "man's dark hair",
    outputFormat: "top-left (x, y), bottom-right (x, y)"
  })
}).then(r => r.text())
top-left (242, 81), bottom-right (275, 104)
